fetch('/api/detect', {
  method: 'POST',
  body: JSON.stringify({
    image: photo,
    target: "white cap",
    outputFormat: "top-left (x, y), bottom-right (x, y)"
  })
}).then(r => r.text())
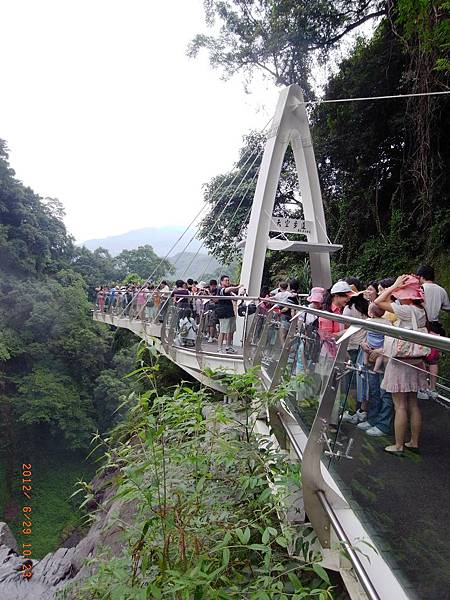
top-left (330, 281), bottom-right (354, 295)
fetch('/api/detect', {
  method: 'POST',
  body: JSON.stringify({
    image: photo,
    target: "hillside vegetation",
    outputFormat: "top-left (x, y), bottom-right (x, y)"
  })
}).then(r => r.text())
top-left (193, 1), bottom-right (450, 288)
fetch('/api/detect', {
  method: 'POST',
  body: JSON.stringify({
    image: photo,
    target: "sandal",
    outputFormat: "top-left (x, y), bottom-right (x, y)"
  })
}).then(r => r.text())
top-left (384, 445), bottom-right (404, 456)
top-left (405, 443), bottom-right (420, 454)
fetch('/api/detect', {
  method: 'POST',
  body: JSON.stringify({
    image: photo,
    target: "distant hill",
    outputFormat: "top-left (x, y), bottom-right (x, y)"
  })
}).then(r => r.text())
top-left (83, 226), bottom-right (202, 257)
top-left (170, 252), bottom-right (222, 281)
top-left (82, 226), bottom-right (226, 281)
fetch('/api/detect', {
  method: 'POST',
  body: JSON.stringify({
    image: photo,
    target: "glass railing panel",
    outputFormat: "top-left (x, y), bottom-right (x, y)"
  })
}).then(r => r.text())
top-left (243, 305), bottom-right (269, 369)
top-left (255, 310), bottom-right (290, 384)
top-left (282, 315), bottom-right (338, 435)
top-left (160, 303), bottom-right (177, 355)
top-left (166, 304), bottom-right (198, 357)
top-left (326, 344), bottom-right (450, 600)
top-left (150, 293), bottom-right (171, 324)
top-left (196, 309), bottom-right (214, 369)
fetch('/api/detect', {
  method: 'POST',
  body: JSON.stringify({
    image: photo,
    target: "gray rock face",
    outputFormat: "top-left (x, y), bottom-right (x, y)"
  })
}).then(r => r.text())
top-left (0, 466), bottom-right (132, 600)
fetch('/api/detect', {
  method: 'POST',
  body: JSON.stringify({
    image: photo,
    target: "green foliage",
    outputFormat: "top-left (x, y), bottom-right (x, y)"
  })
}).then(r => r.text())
top-left (394, 0), bottom-right (450, 70)
top-left (121, 272), bottom-right (145, 285)
top-left (0, 446), bottom-right (96, 558)
top-left (196, 16), bottom-right (450, 286)
top-left (189, 0), bottom-right (384, 92)
top-left (114, 245), bottom-right (174, 281)
top-left (67, 365), bottom-right (338, 599)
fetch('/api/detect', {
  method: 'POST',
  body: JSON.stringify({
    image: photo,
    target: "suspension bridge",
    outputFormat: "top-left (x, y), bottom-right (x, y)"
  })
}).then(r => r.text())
top-left (93, 84), bottom-right (450, 600)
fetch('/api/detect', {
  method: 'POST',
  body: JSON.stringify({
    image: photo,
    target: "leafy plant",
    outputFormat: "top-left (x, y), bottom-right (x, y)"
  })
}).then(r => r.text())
top-left (65, 361), bottom-right (339, 599)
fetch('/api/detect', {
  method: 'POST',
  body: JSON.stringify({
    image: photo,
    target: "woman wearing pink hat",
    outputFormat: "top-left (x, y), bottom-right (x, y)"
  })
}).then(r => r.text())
top-left (375, 274), bottom-right (428, 455)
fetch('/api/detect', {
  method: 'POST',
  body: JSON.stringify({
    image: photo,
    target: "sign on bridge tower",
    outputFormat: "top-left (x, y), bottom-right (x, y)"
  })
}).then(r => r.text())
top-left (240, 84), bottom-right (341, 296)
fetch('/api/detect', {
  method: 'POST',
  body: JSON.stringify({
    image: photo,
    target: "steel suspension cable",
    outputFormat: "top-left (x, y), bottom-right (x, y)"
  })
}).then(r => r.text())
top-left (196, 162), bottom-right (261, 284)
top-left (151, 146), bottom-right (265, 322)
top-left (118, 117), bottom-right (273, 317)
top-left (180, 145), bottom-right (264, 281)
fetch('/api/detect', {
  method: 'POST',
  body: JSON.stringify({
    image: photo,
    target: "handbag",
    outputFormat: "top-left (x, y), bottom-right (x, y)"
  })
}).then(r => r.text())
top-left (237, 302), bottom-right (257, 317)
top-left (383, 308), bottom-right (431, 359)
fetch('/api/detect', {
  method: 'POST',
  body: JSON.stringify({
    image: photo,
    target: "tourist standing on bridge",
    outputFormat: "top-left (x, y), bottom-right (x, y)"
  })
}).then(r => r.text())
top-left (272, 282), bottom-right (292, 343)
top-left (96, 287), bottom-right (105, 312)
top-left (318, 281), bottom-right (357, 423)
top-left (375, 275), bottom-right (428, 455)
top-left (342, 287), bottom-right (369, 425)
top-left (205, 279), bottom-right (219, 343)
top-left (318, 281), bottom-right (355, 356)
top-left (416, 265), bottom-right (450, 400)
top-left (216, 275), bottom-right (242, 354)
top-left (172, 280), bottom-right (190, 308)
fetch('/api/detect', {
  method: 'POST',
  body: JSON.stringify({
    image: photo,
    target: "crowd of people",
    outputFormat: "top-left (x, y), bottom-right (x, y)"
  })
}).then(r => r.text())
top-left (302, 265), bottom-right (449, 456)
top-left (95, 264), bottom-right (449, 454)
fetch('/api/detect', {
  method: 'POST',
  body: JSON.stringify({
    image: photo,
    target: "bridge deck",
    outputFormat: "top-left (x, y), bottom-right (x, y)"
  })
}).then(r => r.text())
top-left (93, 306), bottom-right (450, 600)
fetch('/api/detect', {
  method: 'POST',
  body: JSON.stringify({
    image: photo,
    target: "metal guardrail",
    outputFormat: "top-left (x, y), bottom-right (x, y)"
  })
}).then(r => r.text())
top-left (93, 294), bottom-right (449, 599)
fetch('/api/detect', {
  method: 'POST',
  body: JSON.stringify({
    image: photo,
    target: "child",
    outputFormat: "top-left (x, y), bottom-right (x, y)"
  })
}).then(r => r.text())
top-left (177, 309), bottom-right (198, 348)
top-left (361, 302), bottom-right (386, 373)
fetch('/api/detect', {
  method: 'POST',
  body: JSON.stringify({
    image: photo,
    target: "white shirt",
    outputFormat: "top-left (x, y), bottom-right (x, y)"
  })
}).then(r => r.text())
top-left (343, 305), bottom-right (367, 349)
top-left (422, 282), bottom-right (450, 322)
top-left (392, 303), bottom-right (427, 330)
top-left (273, 290), bottom-right (291, 302)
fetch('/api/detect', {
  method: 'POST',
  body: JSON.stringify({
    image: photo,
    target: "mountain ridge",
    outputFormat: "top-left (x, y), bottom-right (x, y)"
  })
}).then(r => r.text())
top-left (82, 226), bottom-right (202, 257)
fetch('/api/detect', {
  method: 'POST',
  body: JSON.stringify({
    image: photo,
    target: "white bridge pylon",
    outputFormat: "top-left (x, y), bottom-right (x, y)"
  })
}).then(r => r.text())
top-left (240, 84), bottom-right (342, 296)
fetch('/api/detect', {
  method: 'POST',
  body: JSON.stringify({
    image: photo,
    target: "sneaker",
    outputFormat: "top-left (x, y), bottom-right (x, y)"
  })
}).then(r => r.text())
top-left (357, 421), bottom-right (372, 430)
top-left (357, 410), bottom-right (367, 422)
top-left (225, 346), bottom-right (236, 354)
top-left (207, 337), bottom-right (214, 343)
top-left (342, 409), bottom-right (366, 424)
top-left (417, 389), bottom-right (429, 400)
top-left (366, 426), bottom-right (385, 437)
top-left (217, 347), bottom-right (224, 354)
top-left (342, 411), bottom-right (360, 424)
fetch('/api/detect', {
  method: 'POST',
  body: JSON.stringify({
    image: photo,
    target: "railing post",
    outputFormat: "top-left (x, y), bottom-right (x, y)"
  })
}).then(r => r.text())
top-left (301, 339), bottom-right (350, 548)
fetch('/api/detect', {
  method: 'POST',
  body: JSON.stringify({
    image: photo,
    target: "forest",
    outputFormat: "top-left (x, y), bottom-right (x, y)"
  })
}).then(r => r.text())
top-left (194, 0), bottom-right (449, 290)
top-left (0, 139), bottom-right (179, 554)
top-left (0, 0), bottom-right (449, 595)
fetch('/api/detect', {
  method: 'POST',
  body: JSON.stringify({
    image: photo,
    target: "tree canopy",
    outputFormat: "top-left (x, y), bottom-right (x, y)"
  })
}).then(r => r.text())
top-left (189, 0), bottom-right (385, 94)
top-left (0, 141), bottom-right (162, 458)
top-left (193, 2), bottom-right (450, 285)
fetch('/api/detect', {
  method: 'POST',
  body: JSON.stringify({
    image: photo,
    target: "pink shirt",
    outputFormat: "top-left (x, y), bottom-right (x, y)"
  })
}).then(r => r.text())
top-left (319, 303), bottom-right (344, 357)
top-left (319, 303), bottom-right (344, 338)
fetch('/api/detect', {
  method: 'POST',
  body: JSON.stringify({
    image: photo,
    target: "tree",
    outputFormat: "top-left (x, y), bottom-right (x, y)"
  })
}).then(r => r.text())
top-left (197, 131), bottom-right (303, 265)
top-left (189, 0), bottom-right (385, 93)
top-left (0, 141), bottom-right (74, 275)
top-left (71, 246), bottom-right (117, 298)
top-left (114, 244), bottom-right (174, 281)
top-left (195, 17), bottom-right (450, 285)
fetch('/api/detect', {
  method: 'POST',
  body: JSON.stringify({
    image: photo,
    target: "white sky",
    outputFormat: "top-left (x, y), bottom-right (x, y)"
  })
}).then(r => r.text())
top-left (0, 0), bottom-right (281, 243)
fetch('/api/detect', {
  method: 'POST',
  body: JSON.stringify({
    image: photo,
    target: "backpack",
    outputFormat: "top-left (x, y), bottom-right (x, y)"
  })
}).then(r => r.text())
top-left (303, 317), bottom-right (321, 364)
top-left (179, 318), bottom-right (196, 338)
top-left (179, 320), bottom-right (191, 338)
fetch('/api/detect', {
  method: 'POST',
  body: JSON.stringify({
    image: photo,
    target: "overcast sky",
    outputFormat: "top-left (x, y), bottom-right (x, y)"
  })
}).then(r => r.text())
top-left (0, 0), bottom-right (282, 244)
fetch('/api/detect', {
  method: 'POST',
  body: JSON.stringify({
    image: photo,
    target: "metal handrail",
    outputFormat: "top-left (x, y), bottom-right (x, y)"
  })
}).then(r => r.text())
top-left (277, 411), bottom-right (381, 600)
top-left (94, 295), bottom-right (450, 352)
top-left (260, 298), bottom-right (450, 352)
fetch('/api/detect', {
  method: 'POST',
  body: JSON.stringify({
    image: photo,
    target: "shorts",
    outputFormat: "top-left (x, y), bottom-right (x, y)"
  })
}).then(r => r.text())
top-left (428, 321), bottom-right (446, 336)
top-left (207, 310), bottom-right (219, 327)
top-left (219, 316), bottom-right (236, 334)
top-left (280, 316), bottom-right (290, 330)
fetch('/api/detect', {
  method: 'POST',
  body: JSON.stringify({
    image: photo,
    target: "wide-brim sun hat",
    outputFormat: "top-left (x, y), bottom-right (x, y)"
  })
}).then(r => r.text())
top-left (307, 287), bottom-right (325, 303)
top-left (330, 281), bottom-right (357, 296)
top-left (392, 275), bottom-right (424, 300)
top-left (198, 281), bottom-right (207, 289)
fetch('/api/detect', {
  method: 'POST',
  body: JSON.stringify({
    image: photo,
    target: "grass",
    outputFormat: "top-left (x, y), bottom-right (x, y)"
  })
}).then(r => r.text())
top-left (0, 441), bottom-right (96, 558)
